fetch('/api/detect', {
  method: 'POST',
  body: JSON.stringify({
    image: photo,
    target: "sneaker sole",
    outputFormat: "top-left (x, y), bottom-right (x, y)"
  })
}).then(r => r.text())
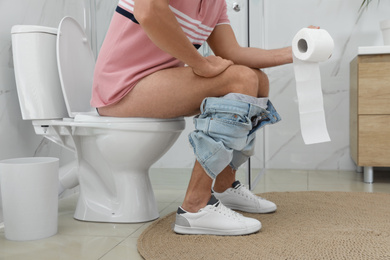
top-left (224, 203), bottom-right (277, 214)
top-left (173, 223), bottom-right (261, 236)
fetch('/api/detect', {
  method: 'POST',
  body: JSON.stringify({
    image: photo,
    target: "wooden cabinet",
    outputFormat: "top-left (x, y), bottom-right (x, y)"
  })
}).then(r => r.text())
top-left (350, 54), bottom-right (390, 183)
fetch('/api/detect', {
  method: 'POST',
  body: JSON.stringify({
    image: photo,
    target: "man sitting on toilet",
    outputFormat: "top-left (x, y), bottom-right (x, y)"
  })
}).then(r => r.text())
top-left (91, 0), bottom-right (317, 236)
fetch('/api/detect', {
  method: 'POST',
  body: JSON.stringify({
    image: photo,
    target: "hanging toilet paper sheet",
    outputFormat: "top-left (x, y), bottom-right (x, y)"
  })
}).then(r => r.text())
top-left (292, 28), bottom-right (334, 145)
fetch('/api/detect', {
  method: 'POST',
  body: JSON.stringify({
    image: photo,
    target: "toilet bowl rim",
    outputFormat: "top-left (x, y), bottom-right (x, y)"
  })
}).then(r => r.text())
top-left (74, 113), bottom-right (184, 124)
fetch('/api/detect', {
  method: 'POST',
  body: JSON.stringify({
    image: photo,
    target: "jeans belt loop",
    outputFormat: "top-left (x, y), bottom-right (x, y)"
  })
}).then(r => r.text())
top-left (200, 98), bottom-right (208, 114)
top-left (194, 117), bottom-right (210, 133)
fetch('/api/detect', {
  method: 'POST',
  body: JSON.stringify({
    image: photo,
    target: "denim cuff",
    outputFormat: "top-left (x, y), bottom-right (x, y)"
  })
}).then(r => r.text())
top-left (188, 131), bottom-right (233, 179)
top-left (189, 97), bottom-right (281, 178)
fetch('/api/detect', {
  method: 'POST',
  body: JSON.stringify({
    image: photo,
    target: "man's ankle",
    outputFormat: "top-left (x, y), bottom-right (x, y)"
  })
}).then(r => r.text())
top-left (181, 195), bottom-right (211, 213)
top-left (213, 181), bottom-right (234, 193)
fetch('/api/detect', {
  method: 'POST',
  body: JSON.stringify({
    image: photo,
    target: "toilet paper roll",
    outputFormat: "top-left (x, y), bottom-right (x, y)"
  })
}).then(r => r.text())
top-left (292, 28), bottom-right (334, 145)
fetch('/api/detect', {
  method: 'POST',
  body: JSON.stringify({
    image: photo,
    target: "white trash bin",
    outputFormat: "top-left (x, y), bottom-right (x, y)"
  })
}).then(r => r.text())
top-left (0, 157), bottom-right (59, 241)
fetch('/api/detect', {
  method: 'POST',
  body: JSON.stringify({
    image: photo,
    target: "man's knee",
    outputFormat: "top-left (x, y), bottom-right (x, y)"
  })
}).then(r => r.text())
top-left (224, 65), bottom-right (259, 97)
top-left (252, 69), bottom-right (269, 97)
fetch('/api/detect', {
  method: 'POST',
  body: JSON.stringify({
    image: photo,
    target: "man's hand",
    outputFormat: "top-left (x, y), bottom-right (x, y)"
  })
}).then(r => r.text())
top-left (192, 55), bottom-right (233, 78)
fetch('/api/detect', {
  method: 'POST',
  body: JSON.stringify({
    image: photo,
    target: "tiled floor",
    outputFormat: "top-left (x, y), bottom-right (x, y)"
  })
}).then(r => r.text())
top-left (0, 168), bottom-right (389, 259)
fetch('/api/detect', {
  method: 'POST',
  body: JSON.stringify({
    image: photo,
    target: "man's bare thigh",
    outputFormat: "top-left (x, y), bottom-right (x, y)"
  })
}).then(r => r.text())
top-left (98, 66), bottom-right (234, 118)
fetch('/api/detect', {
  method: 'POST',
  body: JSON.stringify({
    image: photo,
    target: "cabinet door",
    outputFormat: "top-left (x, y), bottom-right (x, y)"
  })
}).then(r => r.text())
top-left (358, 115), bottom-right (390, 166)
top-left (358, 62), bottom-right (390, 114)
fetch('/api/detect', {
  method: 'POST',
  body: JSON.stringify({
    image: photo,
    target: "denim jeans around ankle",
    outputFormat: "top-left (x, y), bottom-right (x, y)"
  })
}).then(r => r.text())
top-left (189, 97), bottom-right (281, 179)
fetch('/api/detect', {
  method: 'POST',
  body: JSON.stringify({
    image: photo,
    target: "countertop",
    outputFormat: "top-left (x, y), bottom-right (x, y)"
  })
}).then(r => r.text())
top-left (358, 46), bottom-right (390, 55)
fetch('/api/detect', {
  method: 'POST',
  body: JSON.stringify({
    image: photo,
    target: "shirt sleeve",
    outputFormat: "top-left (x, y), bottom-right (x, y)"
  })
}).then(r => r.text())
top-left (216, 0), bottom-right (230, 25)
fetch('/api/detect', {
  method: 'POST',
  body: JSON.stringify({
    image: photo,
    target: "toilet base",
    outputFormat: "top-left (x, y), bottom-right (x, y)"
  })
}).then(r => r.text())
top-left (73, 202), bottom-right (159, 223)
top-left (73, 164), bottom-right (160, 223)
top-left (73, 198), bottom-right (159, 223)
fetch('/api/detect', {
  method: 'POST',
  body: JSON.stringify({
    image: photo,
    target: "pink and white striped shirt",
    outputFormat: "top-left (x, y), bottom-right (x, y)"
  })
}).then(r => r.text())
top-left (91, 0), bottom-right (230, 108)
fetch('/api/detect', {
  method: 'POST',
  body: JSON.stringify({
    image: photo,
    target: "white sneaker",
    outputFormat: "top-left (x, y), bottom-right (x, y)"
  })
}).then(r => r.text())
top-left (174, 195), bottom-right (261, 236)
top-left (213, 180), bottom-right (277, 214)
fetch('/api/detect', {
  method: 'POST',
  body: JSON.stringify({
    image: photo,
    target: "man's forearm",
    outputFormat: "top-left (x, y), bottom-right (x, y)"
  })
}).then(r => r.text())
top-left (229, 46), bottom-right (293, 69)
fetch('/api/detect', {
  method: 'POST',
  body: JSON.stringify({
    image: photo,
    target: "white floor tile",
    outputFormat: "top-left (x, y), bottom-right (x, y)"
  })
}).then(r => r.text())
top-left (100, 237), bottom-right (143, 260)
top-left (0, 234), bottom-right (123, 260)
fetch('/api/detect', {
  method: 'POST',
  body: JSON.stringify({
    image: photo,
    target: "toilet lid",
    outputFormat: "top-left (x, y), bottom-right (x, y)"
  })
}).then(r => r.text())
top-left (57, 17), bottom-right (95, 118)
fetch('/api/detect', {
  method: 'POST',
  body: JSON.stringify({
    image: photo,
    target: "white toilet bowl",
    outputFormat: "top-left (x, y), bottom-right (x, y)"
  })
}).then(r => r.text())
top-left (11, 17), bottom-right (185, 223)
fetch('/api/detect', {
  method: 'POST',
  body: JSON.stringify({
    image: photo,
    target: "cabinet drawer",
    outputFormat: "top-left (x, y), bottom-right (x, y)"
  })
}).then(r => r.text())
top-left (358, 115), bottom-right (390, 166)
top-left (358, 62), bottom-right (390, 114)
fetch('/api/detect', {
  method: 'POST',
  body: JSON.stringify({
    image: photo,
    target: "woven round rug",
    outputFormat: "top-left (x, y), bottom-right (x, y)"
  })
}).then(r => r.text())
top-left (137, 191), bottom-right (390, 260)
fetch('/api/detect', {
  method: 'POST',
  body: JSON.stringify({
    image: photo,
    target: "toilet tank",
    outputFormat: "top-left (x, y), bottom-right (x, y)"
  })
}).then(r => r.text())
top-left (11, 25), bottom-right (68, 120)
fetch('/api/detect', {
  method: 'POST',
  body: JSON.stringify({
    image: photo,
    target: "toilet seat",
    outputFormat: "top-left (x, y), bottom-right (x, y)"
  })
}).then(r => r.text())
top-left (74, 114), bottom-right (185, 131)
top-left (32, 114), bottom-right (185, 132)
top-left (57, 17), bottom-right (95, 117)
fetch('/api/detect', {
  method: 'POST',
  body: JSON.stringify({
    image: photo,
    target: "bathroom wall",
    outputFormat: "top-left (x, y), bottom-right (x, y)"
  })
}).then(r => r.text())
top-left (260, 0), bottom-right (390, 170)
top-left (0, 0), bottom-right (95, 227)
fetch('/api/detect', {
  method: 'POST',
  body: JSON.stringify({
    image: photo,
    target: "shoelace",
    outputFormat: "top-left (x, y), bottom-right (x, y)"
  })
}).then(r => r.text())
top-left (234, 184), bottom-right (265, 201)
top-left (212, 202), bottom-right (243, 220)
